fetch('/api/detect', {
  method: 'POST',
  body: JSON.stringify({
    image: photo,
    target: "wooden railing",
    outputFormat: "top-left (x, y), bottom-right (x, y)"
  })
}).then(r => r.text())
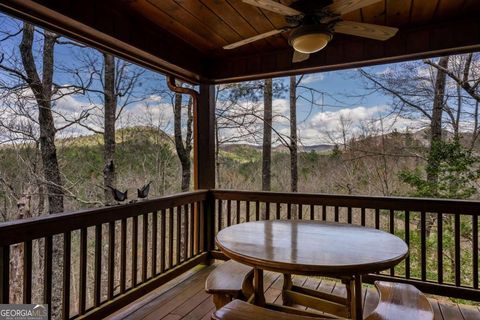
top-left (0, 190), bottom-right (209, 320)
top-left (0, 189), bottom-right (478, 319)
top-left (211, 190), bottom-right (480, 302)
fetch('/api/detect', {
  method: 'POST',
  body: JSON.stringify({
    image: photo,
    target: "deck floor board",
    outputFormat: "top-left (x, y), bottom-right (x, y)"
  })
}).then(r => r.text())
top-left (107, 262), bottom-right (480, 320)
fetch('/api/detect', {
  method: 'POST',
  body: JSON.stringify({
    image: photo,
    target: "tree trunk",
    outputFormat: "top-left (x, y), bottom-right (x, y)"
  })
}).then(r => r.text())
top-left (427, 56), bottom-right (449, 193)
top-left (173, 93), bottom-right (192, 192)
top-left (262, 79), bottom-right (272, 191)
top-left (289, 76), bottom-right (298, 193)
top-left (103, 53), bottom-right (116, 203)
top-left (19, 23), bottom-right (63, 319)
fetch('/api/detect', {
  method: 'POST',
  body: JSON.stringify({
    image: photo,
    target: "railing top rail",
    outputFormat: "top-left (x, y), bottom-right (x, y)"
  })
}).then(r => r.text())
top-left (211, 189), bottom-right (480, 215)
top-left (0, 190), bottom-right (208, 246)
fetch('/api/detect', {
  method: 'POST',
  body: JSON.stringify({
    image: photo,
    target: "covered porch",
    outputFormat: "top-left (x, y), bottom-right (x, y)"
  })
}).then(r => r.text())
top-left (108, 263), bottom-right (480, 320)
top-left (0, 0), bottom-right (479, 319)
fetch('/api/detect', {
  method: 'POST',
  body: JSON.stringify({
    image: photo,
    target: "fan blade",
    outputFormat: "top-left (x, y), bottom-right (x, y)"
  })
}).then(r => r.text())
top-left (223, 28), bottom-right (288, 49)
top-left (334, 21), bottom-right (398, 41)
top-left (292, 51), bottom-right (310, 63)
top-left (242, 0), bottom-right (302, 16)
top-left (326, 0), bottom-right (382, 15)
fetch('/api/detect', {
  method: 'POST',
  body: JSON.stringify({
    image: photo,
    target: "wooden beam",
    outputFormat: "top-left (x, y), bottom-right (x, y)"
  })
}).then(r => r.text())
top-left (0, 0), bottom-right (206, 84)
top-left (196, 84), bottom-right (216, 190)
top-left (207, 17), bottom-right (480, 83)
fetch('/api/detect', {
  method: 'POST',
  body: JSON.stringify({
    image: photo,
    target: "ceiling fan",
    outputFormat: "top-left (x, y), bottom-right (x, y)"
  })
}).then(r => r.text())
top-left (224, 0), bottom-right (399, 63)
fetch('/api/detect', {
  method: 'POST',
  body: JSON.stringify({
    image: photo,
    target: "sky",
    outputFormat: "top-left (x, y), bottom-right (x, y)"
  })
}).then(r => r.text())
top-left (0, 12), bottom-right (468, 147)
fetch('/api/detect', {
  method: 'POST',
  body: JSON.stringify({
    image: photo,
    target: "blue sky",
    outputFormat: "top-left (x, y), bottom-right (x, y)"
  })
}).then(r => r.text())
top-left (0, 12), bottom-right (448, 146)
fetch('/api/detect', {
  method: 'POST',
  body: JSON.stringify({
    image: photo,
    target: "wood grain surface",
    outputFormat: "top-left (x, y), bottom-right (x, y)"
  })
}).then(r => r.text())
top-left (216, 220), bottom-right (408, 275)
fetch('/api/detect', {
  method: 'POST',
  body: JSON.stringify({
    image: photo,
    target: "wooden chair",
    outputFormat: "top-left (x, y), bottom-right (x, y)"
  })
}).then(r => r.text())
top-left (211, 299), bottom-right (327, 320)
top-left (365, 281), bottom-right (434, 320)
top-left (205, 260), bottom-right (254, 309)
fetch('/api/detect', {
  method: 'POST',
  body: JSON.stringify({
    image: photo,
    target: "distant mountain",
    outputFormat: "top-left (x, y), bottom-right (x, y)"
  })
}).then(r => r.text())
top-left (221, 143), bottom-right (334, 153)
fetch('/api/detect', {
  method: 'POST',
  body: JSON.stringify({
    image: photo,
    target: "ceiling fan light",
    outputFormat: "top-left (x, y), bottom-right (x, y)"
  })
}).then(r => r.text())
top-left (291, 33), bottom-right (331, 54)
top-left (289, 25), bottom-right (333, 54)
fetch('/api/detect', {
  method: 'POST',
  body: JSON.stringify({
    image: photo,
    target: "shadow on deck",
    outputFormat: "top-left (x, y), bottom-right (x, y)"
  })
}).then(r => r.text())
top-left (107, 262), bottom-right (480, 320)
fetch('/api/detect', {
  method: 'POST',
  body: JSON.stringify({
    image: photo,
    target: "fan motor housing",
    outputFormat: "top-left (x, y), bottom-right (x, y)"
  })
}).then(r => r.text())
top-left (290, 0), bottom-right (334, 14)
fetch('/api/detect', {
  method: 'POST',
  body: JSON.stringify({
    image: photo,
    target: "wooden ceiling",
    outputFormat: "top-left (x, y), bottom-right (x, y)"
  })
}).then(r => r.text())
top-left (1, 0), bottom-right (480, 84)
top-left (126, 0), bottom-right (478, 58)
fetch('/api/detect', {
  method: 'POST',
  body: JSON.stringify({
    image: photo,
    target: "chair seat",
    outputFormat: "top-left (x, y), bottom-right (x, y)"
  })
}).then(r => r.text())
top-left (212, 299), bottom-right (328, 320)
top-left (205, 260), bottom-right (253, 296)
top-left (365, 281), bottom-right (434, 320)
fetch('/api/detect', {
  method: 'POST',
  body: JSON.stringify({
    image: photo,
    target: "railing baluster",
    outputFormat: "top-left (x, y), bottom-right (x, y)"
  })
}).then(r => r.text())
top-left (287, 203), bottom-right (291, 220)
top-left (389, 210), bottom-right (395, 276)
top-left (189, 203), bottom-right (194, 258)
top-left (151, 212), bottom-right (157, 277)
top-left (44, 236), bottom-right (52, 315)
top-left (437, 212), bottom-right (443, 284)
top-left (63, 232), bottom-right (71, 319)
top-left (183, 204), bottom-right (189, 261)
top-left (322, 205), bottom-right (326, 221)
top-left (176, 206), bottom-right (181, 264)
top-left (236, 200), bottom-right (241, 224)
top-left (160, 209), bottom-right (166, 272)
top-left (23, 240), bottom-right (32, 304)
top-left (266, 202), bottom-right (271, 220)
top-left (142, 213), bottom-right (148, 282)
top-left (217, 200), bottom-right (223, 231)
top-left (246, 201), bottom-right (250, 222)
top-left (375, 208), bottom-right (380, 229)
top-left (0, 246), bottom-right (9, 304)
top-left (132, 216), bottom-right (138, 287)
top-left (198, 201), bottom-right (205, 252)
top-left (298, 204), bottom-right (302, 220)
top-left (361, 208), bottom-right (366, 226)
top-left (473, 214), bottom-right (478, 289)
top-left (405, 210), bottom-right (410, 278)
top-left (226, 200), bottom-right (231, 226)
top-left (79, 229), bottom-right (87, 314)
top-left (120, 218), bottom-right (127, 293)
top-left (310, 205), bottom-right (314, 220)
top-left (421, 211), bottom-right (426, 281)
top-left (455, 214), bottom-right (461, 286)
top-left (334, 206), bottom-right (339, 222)
top-left (276, 203), bottom-right (281, 220)
top-left (168, 208), bottom-right (174, 269)
top-left (197, 202), bottom-right (203, 254)
top-left (347, 207), bottom-right (352, 224)
top-left (94, 224), bottom-right (102, 307)
top-left (108, 221), bottom-right (115, 299)
top-left (255, 201), bottom-right (260, 221)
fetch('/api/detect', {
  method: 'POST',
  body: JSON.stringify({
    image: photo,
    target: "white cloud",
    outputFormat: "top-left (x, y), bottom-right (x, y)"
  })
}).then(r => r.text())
top-left (299, 106), bottom-right (424, 145)
top-left (301, 73), bottom-right (325, 84)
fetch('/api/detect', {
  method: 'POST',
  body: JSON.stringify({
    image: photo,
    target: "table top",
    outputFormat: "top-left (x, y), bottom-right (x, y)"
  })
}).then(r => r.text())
top-left (216, 220), bottom-right (409, 275)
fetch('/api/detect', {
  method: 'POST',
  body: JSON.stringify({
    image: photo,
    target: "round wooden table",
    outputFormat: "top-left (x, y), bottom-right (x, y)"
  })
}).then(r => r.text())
top-left (216, 220), bottom-right (409, 319)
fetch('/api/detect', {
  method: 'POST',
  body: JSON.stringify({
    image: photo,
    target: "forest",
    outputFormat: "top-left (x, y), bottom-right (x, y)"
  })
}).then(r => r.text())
top-left (0, 13), bottom-right (479, 317)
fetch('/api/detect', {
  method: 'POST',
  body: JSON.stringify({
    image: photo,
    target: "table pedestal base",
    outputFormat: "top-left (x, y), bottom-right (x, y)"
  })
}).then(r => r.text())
top-left (253, 272), bottom-right (364, 319)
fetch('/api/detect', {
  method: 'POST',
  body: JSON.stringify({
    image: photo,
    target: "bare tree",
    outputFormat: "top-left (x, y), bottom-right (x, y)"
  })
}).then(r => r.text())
top-left (289, 76), bottom-right (303, 192)
top-left (103, 53), bottom-right (116, 202)
top-left (19, 24), bottom-right (64, 214)
top-left (172, 91), bottom-right (193, 192)
top-left (427, 56), bottom-right (449, 189)
top-left (67, 50), bottom-right (145, 202)
top-left (262, 79), bottom-right (272, 191)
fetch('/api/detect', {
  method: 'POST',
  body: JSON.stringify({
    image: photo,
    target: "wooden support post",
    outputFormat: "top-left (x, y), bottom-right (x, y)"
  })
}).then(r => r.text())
top-left (254, 268), bottom-right (266, 306)
top-left (354, 275), bottom-right (363, 320)
top-left (195, 83), bottom-right (215, 190)
top-left (282, 274), bottom-right (293, 306)
top-left (196, 83), bottom-right (216, 254)
top-left (0, 246), bottom-right (9, 304)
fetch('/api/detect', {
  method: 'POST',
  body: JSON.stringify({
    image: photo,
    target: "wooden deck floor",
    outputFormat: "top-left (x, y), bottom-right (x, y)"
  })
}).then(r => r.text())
top-left (107, 262), bottom-right (480, 320)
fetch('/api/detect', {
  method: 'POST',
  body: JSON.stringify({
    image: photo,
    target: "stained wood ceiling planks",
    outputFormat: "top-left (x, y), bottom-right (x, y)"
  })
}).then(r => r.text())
top-left (1, 0), bottom-right (478, 83)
